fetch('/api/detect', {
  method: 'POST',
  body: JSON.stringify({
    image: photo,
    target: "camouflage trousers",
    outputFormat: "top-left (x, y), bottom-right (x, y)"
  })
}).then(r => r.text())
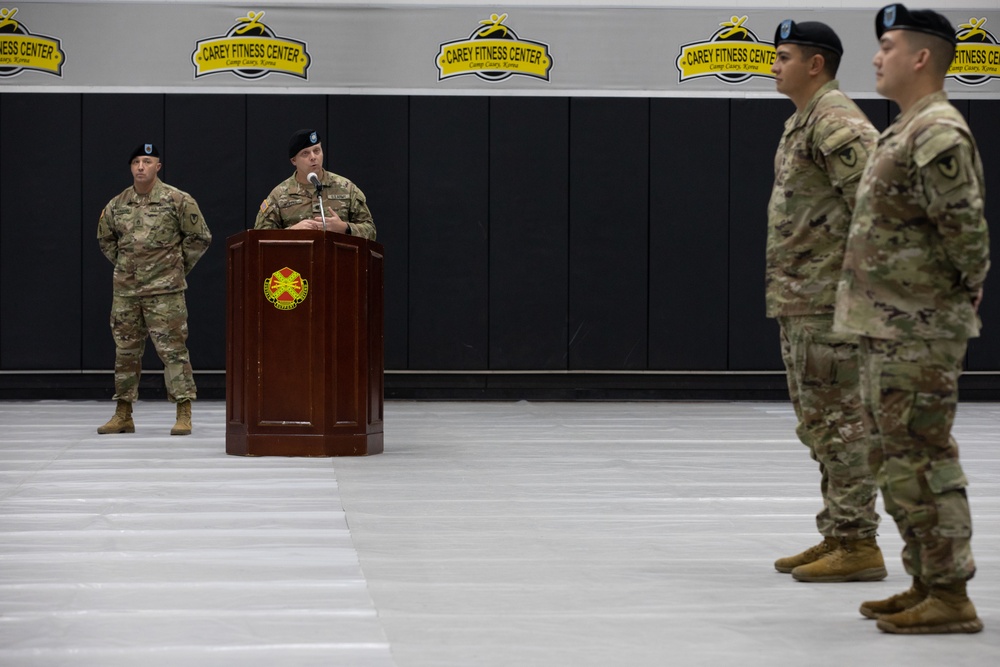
top-left (779, 315), bottom-right (880, 539)
top-left (110, 292), bottom-right (197, 403)
top-left (858, 336), bottom-right (975, 586)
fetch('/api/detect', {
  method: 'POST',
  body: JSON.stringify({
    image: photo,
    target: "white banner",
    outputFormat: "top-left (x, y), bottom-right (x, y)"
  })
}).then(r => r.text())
top-left (1, 3), bottom-right (998, 97)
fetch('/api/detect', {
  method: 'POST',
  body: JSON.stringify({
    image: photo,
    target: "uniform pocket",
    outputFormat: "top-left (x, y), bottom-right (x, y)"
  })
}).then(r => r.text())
top-left (878, 361), bottom-right (957, 449)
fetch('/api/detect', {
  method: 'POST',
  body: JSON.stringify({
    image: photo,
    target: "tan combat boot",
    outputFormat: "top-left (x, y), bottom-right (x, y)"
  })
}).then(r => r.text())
top-left (876, 582), bottom-right (983, 634)
top-left (170, 400), bottom-right (192, 436)
top-left (860, 578), bottom-right (929, 619)
top-left (791, 536), bottom-right (887, 582)
top-left (97, 400), bottom-right (134, 434)
top-left (775, 536), bottom-right (838, 573)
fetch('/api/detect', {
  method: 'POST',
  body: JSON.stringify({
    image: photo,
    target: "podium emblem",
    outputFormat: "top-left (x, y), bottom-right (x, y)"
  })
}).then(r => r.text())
top-left (264, 266), bottom-right (309, 310)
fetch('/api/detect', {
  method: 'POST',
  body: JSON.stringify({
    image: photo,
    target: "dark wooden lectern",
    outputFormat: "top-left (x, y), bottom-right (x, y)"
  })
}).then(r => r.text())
top-left (226, 230), bottom-right (384, 456)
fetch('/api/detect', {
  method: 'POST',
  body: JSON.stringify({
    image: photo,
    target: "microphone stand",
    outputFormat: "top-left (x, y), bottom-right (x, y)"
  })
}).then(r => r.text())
top-left (314, 184), bottom-right (326, 232)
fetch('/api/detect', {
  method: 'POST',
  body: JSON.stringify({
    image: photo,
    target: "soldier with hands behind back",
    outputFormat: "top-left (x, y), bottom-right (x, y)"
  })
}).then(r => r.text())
top-left (767, 20), bottom-right (886, 584)
top-left (835, 4), bottom-right (989, 634)
top-left (96, 143), bottom-right (212, 436)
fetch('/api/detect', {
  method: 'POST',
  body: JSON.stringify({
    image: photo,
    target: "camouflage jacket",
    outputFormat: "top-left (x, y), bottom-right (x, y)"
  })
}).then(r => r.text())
top-left (254, 170), bottom-right (376, 240)
top-left (835, 91), bottom-right (990, 341)
top-left (766, 81), bottom-right (878, 317)
top-left (97, 179), bottom-right (212, 297)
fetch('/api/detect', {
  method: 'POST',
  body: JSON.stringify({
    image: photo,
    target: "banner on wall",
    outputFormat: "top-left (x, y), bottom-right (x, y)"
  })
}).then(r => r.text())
top-left (0, 7), bottom-right (65, 78)
top-left (1, 3), bottom-right (998, 97)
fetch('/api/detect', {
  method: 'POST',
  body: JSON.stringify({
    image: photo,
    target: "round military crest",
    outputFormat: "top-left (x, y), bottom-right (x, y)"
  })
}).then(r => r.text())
top-left (780, 20), bottom-right (792, 40)
top-left (264, 266), bottom-right (309, 310)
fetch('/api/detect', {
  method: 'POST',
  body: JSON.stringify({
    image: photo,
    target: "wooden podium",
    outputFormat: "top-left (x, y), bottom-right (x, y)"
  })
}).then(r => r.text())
top-left (225, 230), bottom-right (384, 456)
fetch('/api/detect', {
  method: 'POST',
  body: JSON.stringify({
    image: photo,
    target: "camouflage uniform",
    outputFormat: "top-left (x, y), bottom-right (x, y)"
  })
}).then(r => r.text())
top-left (254, 169), bottom-right (376, 240)
top-left (768, 81), bottom-right (880, 540)
top-left (835, 90), bottom-right (990, 586)
top-left (97, 179), bottom-right (212, 403)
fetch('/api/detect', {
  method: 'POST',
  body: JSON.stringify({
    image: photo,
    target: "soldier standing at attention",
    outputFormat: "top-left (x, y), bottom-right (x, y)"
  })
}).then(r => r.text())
top-left (254, 128), bottom-right (376, 239)
top-left (766, 21), bottom-right (886, 583)
top-left (835, 4), bottom-right (988, 634)
top-left (96, 144), bottom-right (212, 436)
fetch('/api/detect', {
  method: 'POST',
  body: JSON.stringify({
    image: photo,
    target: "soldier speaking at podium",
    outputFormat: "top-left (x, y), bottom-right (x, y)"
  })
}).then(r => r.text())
top-left (254, 128), bottom-right (377, 240)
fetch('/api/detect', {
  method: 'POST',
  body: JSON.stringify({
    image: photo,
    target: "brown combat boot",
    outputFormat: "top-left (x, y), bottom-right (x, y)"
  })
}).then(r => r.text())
top-left (97, 400), bottom-right (134, 434)
top-left (775, 536), bottom-right (838, 573)
top-left (791, 536), bottom-right (887, 582)
top-left (170, 400), bottom-right (192, 436)
top-left (860, 578), bottom-right (929, 619)
top-left (876, 582), bottom-right (983, 634)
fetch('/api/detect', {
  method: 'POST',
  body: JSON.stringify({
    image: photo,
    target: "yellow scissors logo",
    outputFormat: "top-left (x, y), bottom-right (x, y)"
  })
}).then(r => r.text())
top-left (264, 267), bottom-right (309, 311)
top-left (949, 18), bottom-right (1000, 86)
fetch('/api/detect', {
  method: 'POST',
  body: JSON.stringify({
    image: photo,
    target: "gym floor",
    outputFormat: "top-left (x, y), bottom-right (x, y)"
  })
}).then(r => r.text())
top-left (2, 400), bottom-right (997, 666)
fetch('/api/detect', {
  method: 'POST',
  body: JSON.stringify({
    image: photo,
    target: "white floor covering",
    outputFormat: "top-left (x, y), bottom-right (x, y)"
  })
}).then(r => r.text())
top-left (1, 400), bottom-right (998, 666)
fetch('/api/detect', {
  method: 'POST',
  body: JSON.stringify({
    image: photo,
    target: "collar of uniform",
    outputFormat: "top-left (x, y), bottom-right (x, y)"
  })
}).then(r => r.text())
top-left (789, 79), bottom-right (840, 131)
top-left (884, 89), bottom-right (950, 137)
top-left (290, 169), bottom-right (327, 193)
top-left (130, 178), bottom-right (163, 202)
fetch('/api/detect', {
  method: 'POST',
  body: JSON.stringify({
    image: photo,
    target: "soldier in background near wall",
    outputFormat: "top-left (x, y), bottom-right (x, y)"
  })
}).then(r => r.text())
top-left (766, 20), bottom-right (886, 584)
top-left (96, 143), bottom-right (212, 437)
top-left (254, 128), bottom-right (376, 240)
top-left (835, 4), bottom-right (989, 634)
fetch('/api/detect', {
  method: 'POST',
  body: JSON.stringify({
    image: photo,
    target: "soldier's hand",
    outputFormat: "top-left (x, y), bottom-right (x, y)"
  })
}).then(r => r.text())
top-left (289, 219), bottom-right (324, 231)
top-left (311, 211), bottom-right (348, 234)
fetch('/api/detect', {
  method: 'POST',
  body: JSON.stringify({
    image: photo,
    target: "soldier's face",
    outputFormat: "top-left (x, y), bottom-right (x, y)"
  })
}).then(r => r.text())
top-left (130, 156), bottom-right (161, 188)
top-left (291, 144), bottom-right (324, 179)
top-left (873, 31), bottom-right (915, 101)
top-left (772, 45), bottom-right (813, 98)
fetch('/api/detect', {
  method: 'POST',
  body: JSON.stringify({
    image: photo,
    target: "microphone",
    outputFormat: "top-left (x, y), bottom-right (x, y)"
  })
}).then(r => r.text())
top-left (307, 172), bottom-right (326, 231)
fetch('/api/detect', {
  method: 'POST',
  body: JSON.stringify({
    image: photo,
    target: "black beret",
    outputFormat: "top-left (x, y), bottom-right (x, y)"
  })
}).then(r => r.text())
top-left (128, 143), bottom-right (160, 163)
top-left (774, 20), bottom-right (844, 56)
top-left (876, 4), bottom-right (956, 45)
top-left (288, 129), bottom-right (321, 158)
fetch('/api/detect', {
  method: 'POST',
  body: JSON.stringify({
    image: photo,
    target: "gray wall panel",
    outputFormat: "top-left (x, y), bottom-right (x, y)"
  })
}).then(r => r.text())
top-left (2, 92), bottom-right (999, 393)
top-left (568, 98), bottom-right (649, 370)
top-left (489, 97), bottom-right (569, 370)
top-left (408, 96), bottom-right (489, 370)
top-left (0, 94), bottom-right (83, 369)
top-left (328, 95), bottom-right (410, 369)
top-left (649, 98), bottom-right (729, 370)
top-left (967, 99), bottom-right (1000, 371)
top-left (728, 97), bottom-right (786, 371)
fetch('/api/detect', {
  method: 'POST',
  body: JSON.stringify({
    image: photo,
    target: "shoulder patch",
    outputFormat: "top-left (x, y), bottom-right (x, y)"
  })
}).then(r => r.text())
top-left (260, 199), bottom-right (270, 213)
top-left (920, 145), bottom-right (973, 196)
top-left (936, 154), bottom-right (960, 180)
top-left (838, 146), bottom-right (859, 168)
top-left (818, 125), bottom-right (860, 156)
top-left (913, 127), bottom-right (965, 169)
